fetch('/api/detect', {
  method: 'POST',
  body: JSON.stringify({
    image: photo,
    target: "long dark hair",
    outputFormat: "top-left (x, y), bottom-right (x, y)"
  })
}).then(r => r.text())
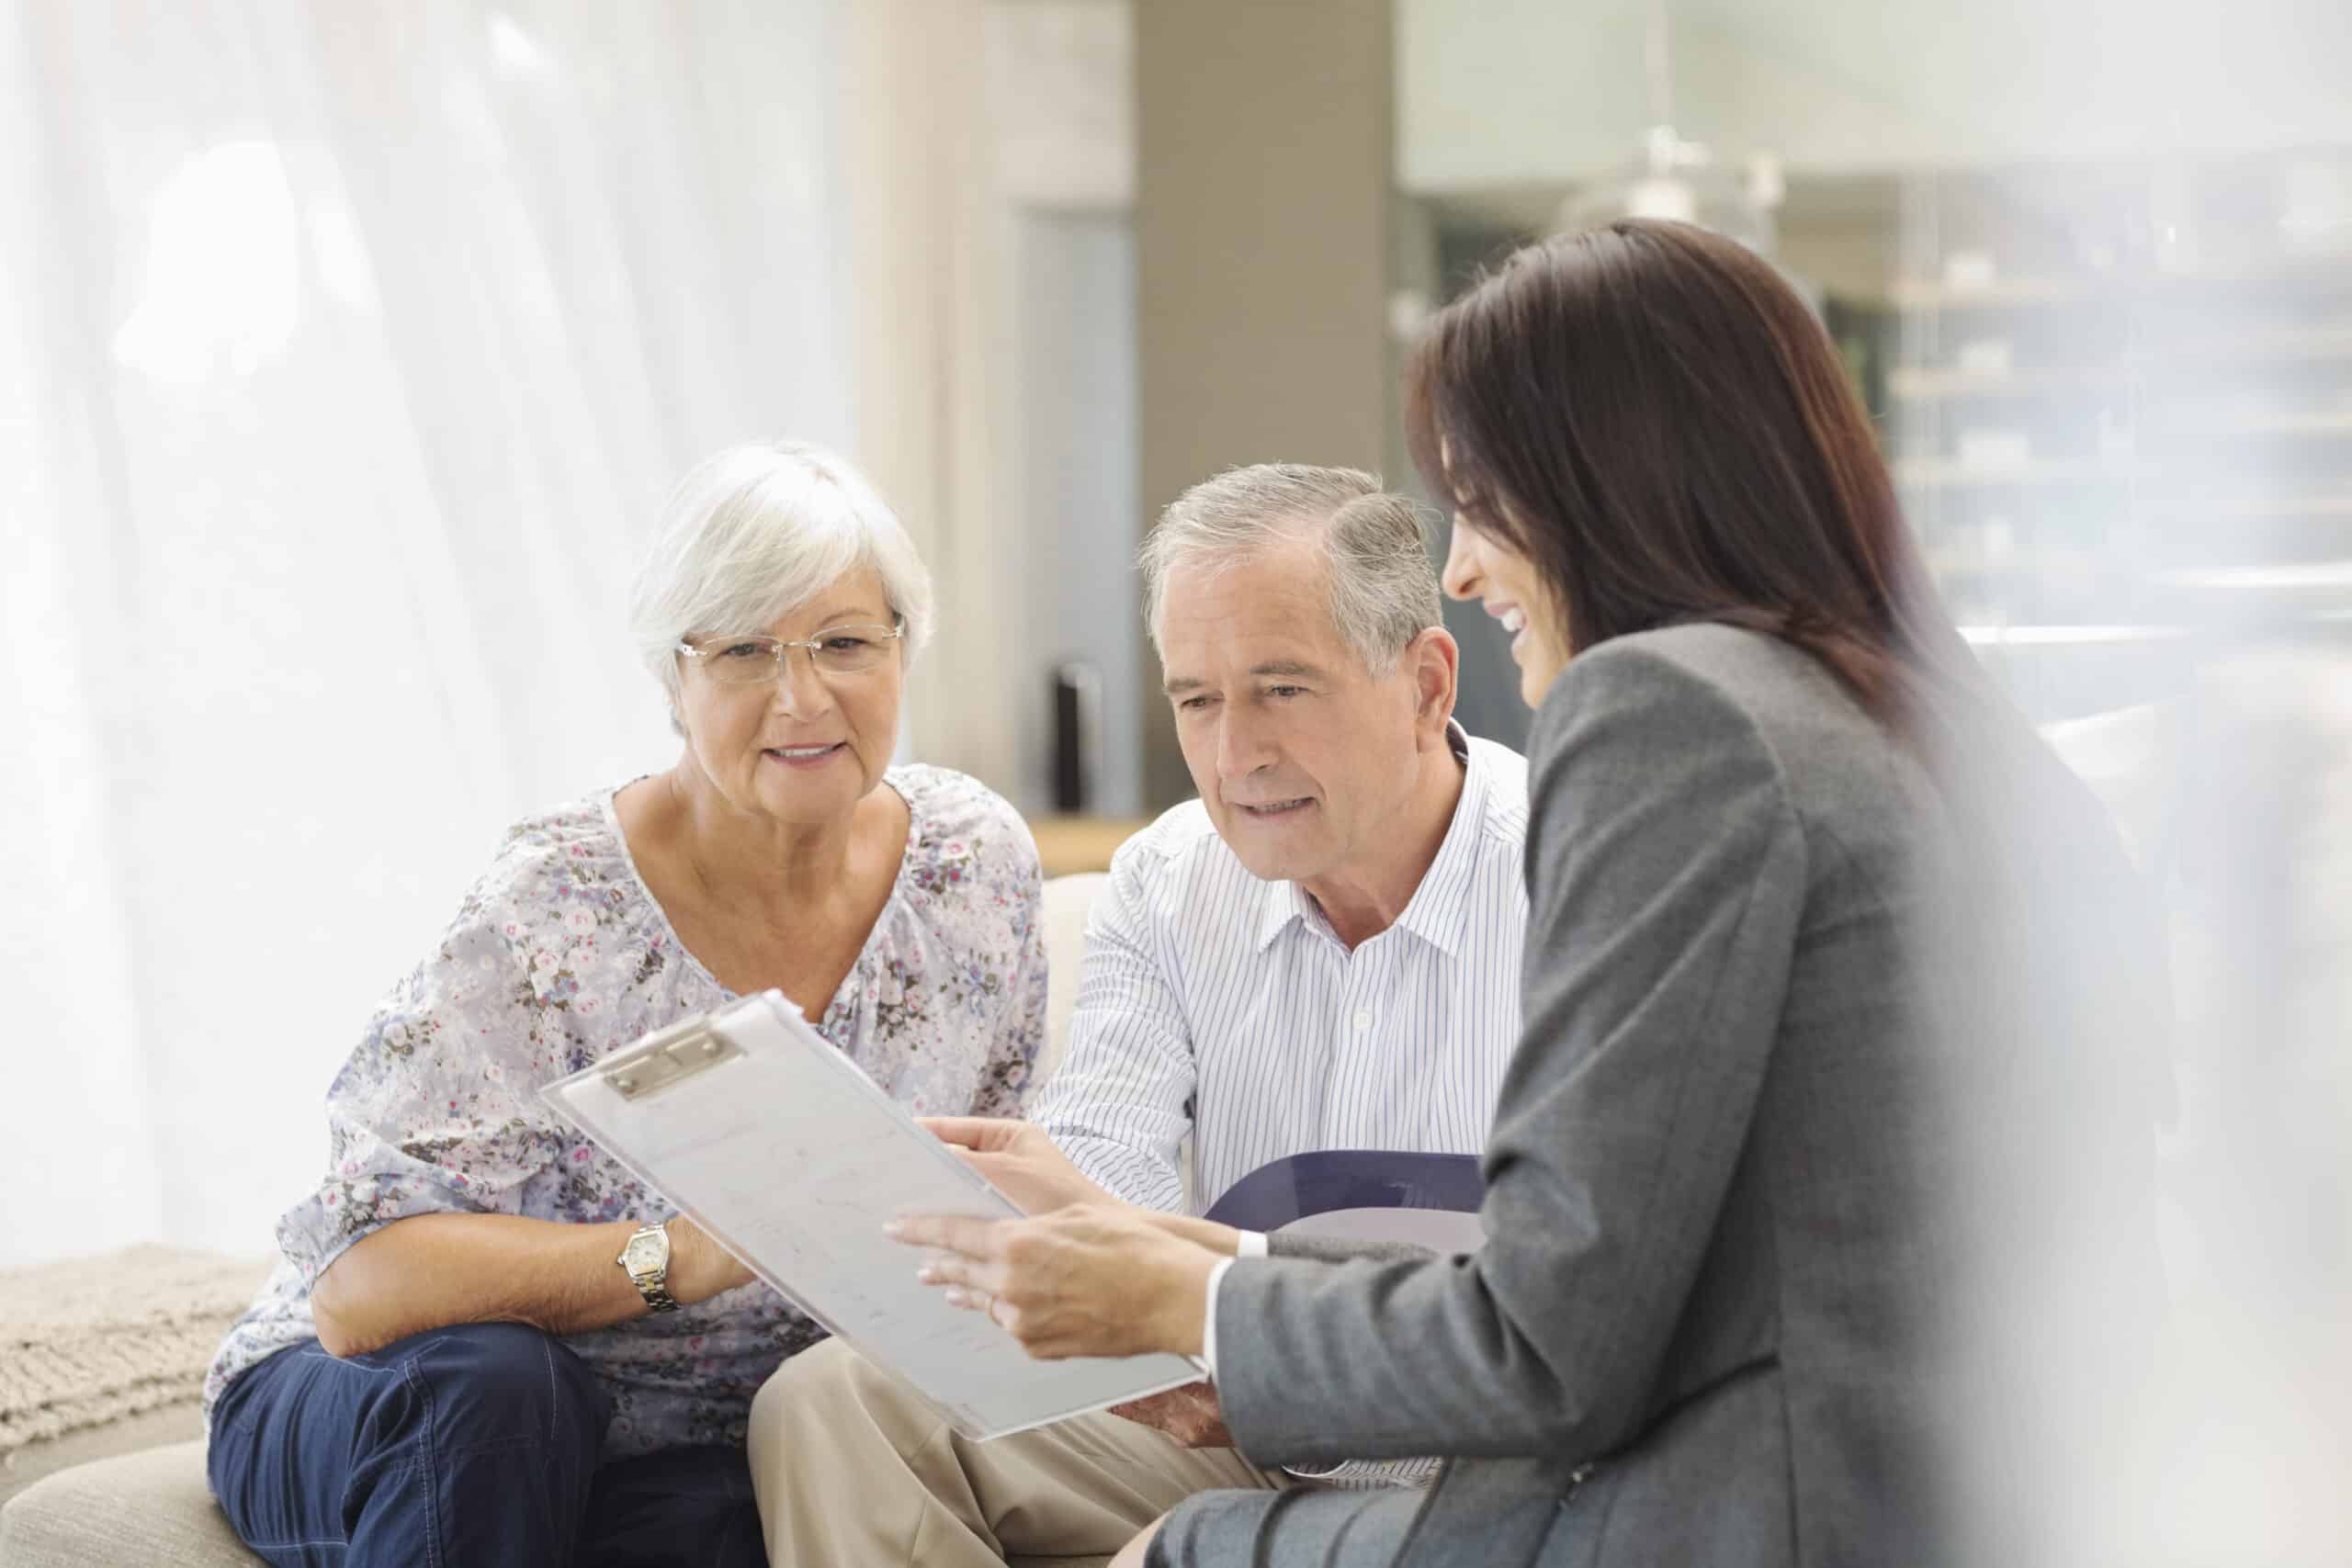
top-left (1411, 228), bottom-right (2168, 1529)
top-left (1405, 219), bottom-right (1990, 739)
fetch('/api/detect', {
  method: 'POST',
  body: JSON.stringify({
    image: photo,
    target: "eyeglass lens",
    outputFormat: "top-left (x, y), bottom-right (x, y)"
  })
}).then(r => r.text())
top-left (695, 626), bottom-right (898, 682)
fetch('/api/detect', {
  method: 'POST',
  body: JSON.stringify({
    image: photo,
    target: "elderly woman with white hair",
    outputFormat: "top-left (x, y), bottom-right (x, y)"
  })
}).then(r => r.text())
top-left (200, 442), bottom-right (1045, 1568)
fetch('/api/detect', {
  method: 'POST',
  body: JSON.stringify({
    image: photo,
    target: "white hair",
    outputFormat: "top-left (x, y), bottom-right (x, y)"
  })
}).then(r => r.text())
top-left (629, 441), bottom-right (933, 723)
top-left (1138, 464), bottom-right (1440, 674)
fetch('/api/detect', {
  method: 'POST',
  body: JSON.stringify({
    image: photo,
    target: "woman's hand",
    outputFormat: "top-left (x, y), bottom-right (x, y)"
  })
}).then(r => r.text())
top-left (920, 1117), bottom-right (1112, 1215)
top-left (888, 1203), bottom-right (1222, 1359)
top-left (666, 1214), bottom-right (758, 1301)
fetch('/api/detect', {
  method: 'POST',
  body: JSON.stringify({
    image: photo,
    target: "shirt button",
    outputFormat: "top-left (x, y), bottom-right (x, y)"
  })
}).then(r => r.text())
top-left (1353, 1010), bottom-right (1373, 1032)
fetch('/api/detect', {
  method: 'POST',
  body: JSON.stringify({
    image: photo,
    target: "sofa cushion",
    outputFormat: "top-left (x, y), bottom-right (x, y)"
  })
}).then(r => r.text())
top-left (1034, 870), bottom-right (1107, 1090)
top-left (0, 1400), bottom-right (206, 1512)
top-left (0, 1439), bottom-right (1110, 1568)
top-left (0, 1440), bottom-right (260, 1567)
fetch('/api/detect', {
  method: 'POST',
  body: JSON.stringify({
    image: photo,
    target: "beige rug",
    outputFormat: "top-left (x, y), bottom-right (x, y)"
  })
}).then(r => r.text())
top-left (0, 1247), bottom-right (271, 1459)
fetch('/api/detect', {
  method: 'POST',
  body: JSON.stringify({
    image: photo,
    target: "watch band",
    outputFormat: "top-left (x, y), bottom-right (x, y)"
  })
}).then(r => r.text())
top-left (619, 1220), bottom-right (682, 1314)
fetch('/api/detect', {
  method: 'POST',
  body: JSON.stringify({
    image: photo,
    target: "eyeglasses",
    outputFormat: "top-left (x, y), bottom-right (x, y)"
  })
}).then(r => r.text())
top-left (675, 620), bottom-right (905, 684)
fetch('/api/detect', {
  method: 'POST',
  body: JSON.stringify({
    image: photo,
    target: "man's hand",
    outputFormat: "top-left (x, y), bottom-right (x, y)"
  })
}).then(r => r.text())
top-left (921, 1117), bottom-right (1113, 1215)
top-left (888, 1203), bottom-right (1219, 1359)
top-left (1108, 1380), bottom-right (1233, 1450)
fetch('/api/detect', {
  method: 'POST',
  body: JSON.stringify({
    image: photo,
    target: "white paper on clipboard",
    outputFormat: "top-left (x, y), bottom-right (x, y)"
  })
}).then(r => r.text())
top-left (540, 989), bottom-right (1205, 1440)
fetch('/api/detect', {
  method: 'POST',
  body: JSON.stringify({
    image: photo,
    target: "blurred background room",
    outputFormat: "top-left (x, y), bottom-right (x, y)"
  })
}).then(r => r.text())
top-left (6, 0), bottom-right (2352, 1556)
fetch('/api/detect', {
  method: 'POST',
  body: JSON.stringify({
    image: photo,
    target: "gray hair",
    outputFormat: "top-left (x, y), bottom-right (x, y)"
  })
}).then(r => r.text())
top-left (1139, 464), bottom-right (1440, 674)
top-left (629, 441), bottom-right (934, 721)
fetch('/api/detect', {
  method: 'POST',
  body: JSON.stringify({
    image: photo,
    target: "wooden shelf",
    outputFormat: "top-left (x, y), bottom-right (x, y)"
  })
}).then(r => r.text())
top-left (1885, 254), bottom-right (2352, 315)
top-left (2149, 252), bottom-right (2352, 290)
top-left (2154, 560), bottom-right (2352, 592)
top-left (1029, 816), bottom-right (1150, 878)
top-left (1893, 362), bottom-right (2352, 401)
top-left (2136, 325), bottom-right (2352, 367)
top-left (2194, 411), bottom-right (2352, 439)
top-left (1889, 366), bottom-right (2131, 400)
top-left (1895, 456), bottom-right (2146, 490)
top-left (2182, 496), bottom-right (2352, 522)
top-left (1959, 624), bottom-right (2187, 646)
top-left (1887, 277), bottom-right (2100, 310)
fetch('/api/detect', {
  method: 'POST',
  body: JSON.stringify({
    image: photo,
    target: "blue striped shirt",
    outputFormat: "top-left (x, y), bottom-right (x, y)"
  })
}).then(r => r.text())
top-left (1034, 725), bottom-right (1527, 1487)
top-left (1033, 723), bottom-right (1530, 1221)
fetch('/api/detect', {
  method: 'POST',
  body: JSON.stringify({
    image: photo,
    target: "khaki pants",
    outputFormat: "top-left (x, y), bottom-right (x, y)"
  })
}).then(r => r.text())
top-left (748, 1338), bottom-right (1283, 1568)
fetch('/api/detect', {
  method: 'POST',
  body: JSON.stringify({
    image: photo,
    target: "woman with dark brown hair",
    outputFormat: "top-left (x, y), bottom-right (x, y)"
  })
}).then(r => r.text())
top-left (891, 219), bottom-right (2161, 1568)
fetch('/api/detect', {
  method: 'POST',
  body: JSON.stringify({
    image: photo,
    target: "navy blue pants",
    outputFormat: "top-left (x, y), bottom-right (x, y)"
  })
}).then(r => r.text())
top-left (206, 1324), bottom-right (765, 1568)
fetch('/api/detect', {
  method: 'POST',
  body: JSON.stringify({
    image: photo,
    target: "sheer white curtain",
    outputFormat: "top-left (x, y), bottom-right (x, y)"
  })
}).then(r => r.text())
top-left (0, 0), bottom-right (872, 1264)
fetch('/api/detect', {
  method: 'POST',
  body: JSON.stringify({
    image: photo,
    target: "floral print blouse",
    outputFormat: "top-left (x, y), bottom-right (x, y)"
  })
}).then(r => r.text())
top-left (204, 764), bottom-right (1045, 1455)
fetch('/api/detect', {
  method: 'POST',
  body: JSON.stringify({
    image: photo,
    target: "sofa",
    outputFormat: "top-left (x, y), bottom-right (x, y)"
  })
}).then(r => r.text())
top-left (0, 874), bottom-right (1115, 1567)
top-left (2, 707), bottom-right (2188, 1565)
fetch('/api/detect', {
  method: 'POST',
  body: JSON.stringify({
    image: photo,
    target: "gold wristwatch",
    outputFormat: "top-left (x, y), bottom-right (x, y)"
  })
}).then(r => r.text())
top-left (617, 1219), bottom-right (681, 1313)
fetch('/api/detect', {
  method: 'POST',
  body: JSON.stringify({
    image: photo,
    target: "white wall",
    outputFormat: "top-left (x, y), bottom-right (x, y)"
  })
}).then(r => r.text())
top-left (1397, 0), bottom-right (2352, 187)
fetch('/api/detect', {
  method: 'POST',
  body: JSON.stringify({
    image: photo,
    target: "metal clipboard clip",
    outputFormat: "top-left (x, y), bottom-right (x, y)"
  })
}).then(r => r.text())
top-left (602, 1013), bottom-right (742, 1101)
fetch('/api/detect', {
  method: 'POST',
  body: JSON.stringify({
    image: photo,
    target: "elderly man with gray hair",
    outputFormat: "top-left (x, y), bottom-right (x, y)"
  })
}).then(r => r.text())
top-left (747, 463), bottom-right (1531, 1566)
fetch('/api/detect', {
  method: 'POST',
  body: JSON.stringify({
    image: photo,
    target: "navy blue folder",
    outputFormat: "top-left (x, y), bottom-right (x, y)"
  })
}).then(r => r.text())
top-left (1200, 1150), bottom-right (1485, 1235)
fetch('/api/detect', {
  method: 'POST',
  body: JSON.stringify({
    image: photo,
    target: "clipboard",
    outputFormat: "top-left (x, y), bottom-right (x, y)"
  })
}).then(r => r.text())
top-left (540, 989), bottom-right (1205, 1440)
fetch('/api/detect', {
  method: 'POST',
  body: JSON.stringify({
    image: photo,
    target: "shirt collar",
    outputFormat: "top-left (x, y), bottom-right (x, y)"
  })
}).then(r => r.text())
top-left (1253, 877), bottom-right (1319, 953)
top-left (1251, 720), bottom-right (1487, 957)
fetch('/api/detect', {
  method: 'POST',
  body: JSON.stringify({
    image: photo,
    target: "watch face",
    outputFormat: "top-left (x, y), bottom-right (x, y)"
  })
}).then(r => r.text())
top-left (623, 1229), bottom-right (667, 1273)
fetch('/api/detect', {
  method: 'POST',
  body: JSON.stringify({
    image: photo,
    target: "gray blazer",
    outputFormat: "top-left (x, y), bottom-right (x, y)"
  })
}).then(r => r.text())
top-left (1214, 624), bottom-right (2159, 1568)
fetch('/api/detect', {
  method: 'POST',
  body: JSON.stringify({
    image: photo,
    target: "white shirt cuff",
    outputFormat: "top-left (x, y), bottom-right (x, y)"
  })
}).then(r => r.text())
top-left (1201, 1233), bottom-right (1264, 1380)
